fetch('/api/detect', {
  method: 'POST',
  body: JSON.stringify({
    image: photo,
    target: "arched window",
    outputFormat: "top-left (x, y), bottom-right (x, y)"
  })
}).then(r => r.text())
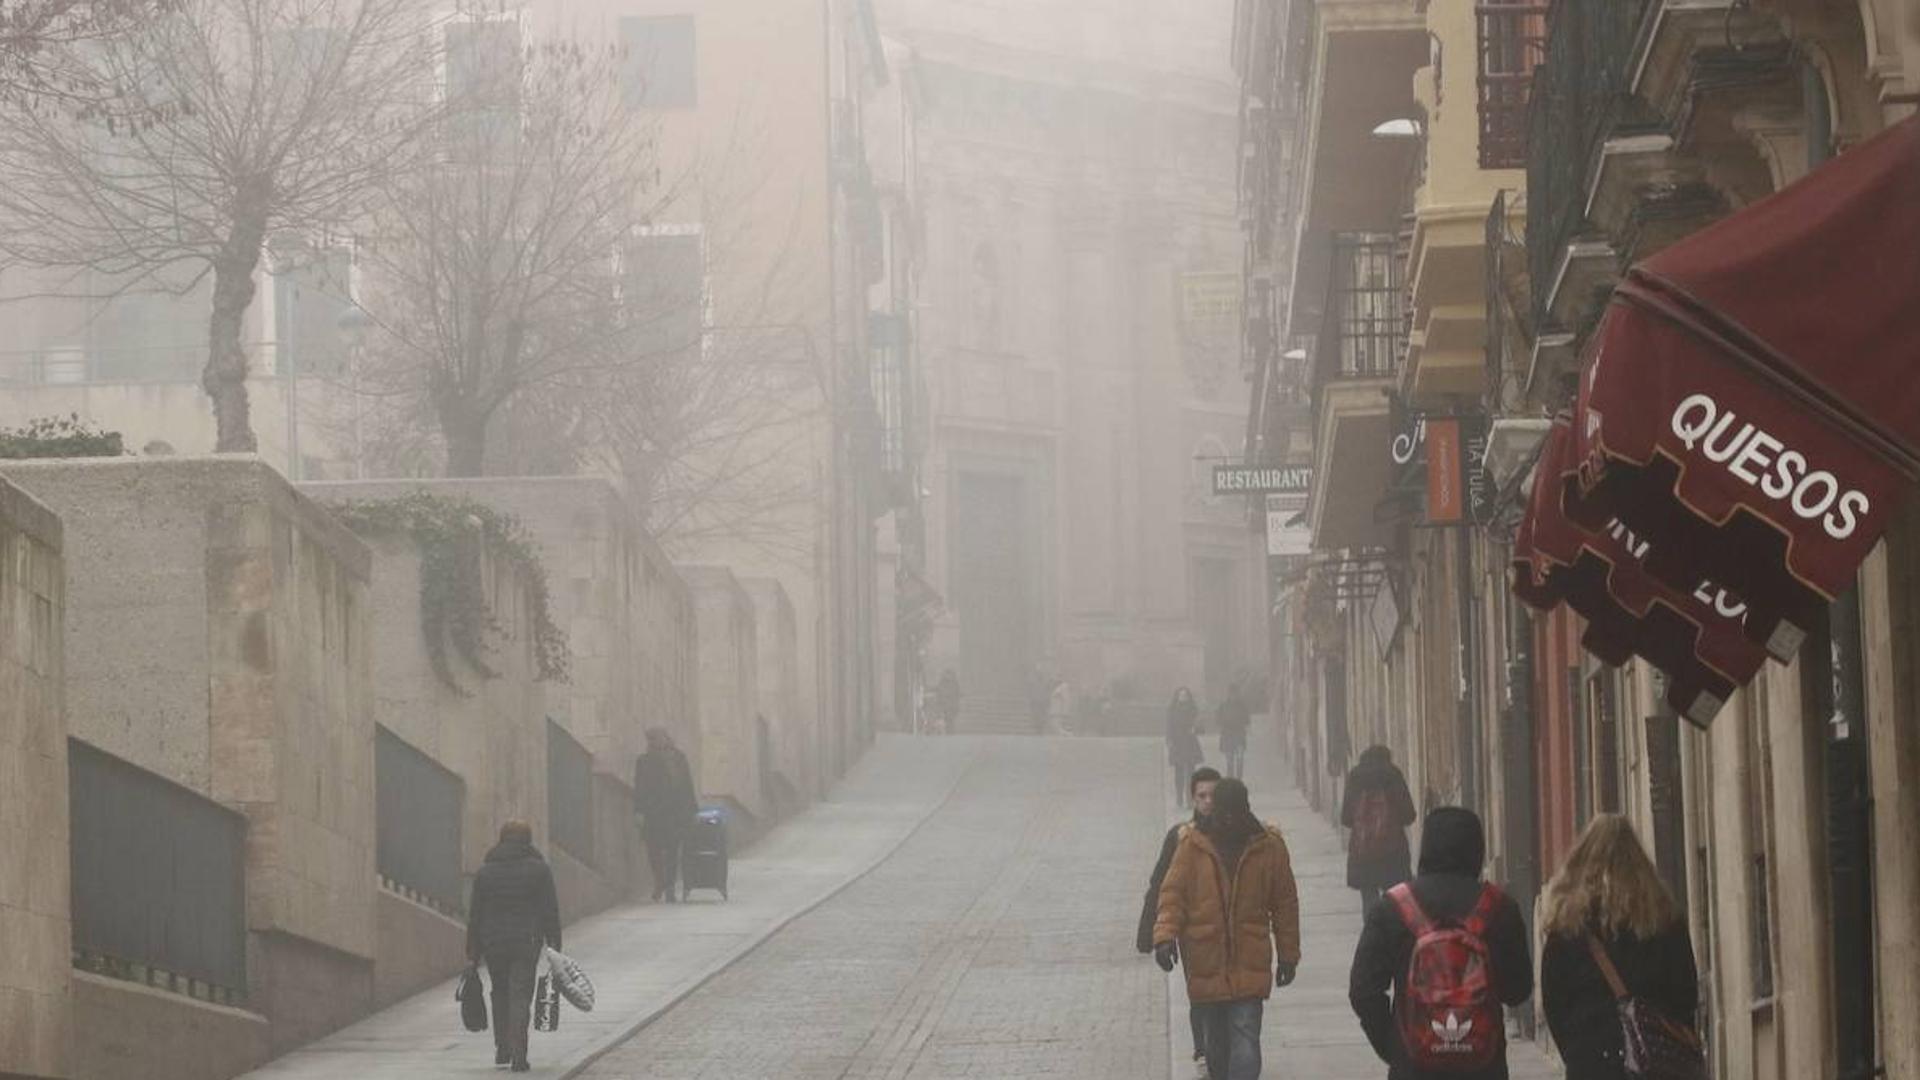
top-left (970, 243), bottom-right (1002, 349)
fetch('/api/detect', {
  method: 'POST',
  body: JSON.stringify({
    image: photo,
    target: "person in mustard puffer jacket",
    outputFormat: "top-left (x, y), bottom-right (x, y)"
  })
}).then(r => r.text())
top-left (1153, 777), bottom-right (1302, 1080)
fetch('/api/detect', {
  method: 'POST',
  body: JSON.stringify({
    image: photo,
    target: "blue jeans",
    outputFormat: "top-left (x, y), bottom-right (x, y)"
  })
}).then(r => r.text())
top-left (1197, 999), bottom-right (1263, 1080)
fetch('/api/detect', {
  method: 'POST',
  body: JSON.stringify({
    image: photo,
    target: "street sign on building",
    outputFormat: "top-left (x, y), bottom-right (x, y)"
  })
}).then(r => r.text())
top-left (1265, 492), bottom-right (1310, 556)
top-left (1213, 463), bottom-right (1312, 496)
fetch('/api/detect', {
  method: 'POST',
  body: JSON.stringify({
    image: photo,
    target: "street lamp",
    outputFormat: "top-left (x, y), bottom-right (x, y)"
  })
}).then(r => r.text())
top-left (336, 307), bottom-right (372, 479)
top-left (1279, 346), bottom-right (1308, 402)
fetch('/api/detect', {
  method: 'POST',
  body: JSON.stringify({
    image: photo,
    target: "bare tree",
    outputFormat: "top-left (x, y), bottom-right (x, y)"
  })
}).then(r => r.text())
top-left (346, 20), bottom-right (823, 558)
top-left (0, 0), bottom-right (160, 102)
top-left (0, 0), bottom-right (440, 450)
top-left (352, 25), bottom-right (670, 477)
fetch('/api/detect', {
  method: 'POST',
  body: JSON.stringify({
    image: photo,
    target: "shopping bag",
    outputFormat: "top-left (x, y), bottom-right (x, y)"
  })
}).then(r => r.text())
top-left (533, 975), bottom-right (561, 1032)
top-left (456, 965), bottom-right (488, 1033)
top-left (542, 945), bottom-right (596, 1012)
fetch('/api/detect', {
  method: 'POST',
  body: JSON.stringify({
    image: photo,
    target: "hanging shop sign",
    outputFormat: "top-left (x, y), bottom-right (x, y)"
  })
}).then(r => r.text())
top-left (1465, 413), bottom-right (1496, 527)
top-left (1213, 463), bottom-right (1312, 496)
top-left (1426, 417), bottom-right (1465, 524)
top-left (1389, 407), bottom-right (1491, 528)
top-left (1369, 572), bottom-right (1402, 656)
top-left (1266, 492), bottom-right (1311, 556)
top-left (1564, 115), bottom-right (1920, 665)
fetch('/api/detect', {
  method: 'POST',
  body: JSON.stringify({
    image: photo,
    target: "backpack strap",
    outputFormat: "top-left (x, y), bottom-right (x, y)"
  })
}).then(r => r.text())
top-left (1461, 882), bottom-right (1502, 937)
top-left (1386, 882), bottom-right (1431, 936)
top-left (1586, 935), bottom-right (1633, 1003)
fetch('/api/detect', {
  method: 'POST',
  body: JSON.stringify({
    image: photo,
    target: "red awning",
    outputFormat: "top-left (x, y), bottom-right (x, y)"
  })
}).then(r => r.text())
top-left (1568, 115), bottom-right (1920, 659)
top-left (1512, 415), bottom-right (1765, 725)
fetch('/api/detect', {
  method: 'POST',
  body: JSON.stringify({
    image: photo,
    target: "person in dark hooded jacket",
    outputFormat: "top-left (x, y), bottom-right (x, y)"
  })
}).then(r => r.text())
top-left (633, 727), bottom-right (700, 902)
top-left (1341, 746), bottom-right (1417, 914)
top-left (1347, 806), bottom-right (1532, 1080)
top-left (467, 820), bottom-right (563, 1073)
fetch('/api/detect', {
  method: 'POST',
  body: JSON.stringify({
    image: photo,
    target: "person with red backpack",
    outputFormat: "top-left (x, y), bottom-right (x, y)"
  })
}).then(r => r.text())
top-left (1348, 806), bottom-right (1532, 1080)
top-left (1342, 745), bottom-right (1418, 917)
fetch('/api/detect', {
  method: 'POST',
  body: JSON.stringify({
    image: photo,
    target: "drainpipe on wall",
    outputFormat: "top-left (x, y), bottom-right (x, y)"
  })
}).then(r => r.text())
top-left (1500, 591), bottom-right (1539, 1040)
top-left (1456, 528), bottom-right (1480, 813)
top-left (1825, 588), bottom-right (1879, 1080)
top-left (1802, 63), bottom-right (1880, 1080)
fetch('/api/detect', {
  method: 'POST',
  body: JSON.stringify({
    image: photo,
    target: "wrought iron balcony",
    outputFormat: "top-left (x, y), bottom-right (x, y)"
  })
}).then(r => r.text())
top-left (1475, 2), bottom-right (1549, 169)
top-left (1313, 231), bottom-right (1406, 402)
top-left (1524, 0), bottom-right (1659, 331)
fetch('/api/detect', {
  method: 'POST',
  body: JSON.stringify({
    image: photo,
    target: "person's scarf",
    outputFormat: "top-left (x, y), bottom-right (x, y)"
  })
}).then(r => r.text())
top-left (1205, 813), bottom-right (1263, 876)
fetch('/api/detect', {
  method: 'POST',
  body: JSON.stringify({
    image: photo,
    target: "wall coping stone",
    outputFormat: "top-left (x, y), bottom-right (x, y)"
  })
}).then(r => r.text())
top-left (72, 970), bottom-right (270, 1027)
top-left (0, 473), bottom-right (62, 551)
top-left (3, 456), bottom-right (370, 580)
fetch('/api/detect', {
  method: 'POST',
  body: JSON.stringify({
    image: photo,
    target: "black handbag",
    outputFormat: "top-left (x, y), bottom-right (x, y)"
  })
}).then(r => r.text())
top-left (1588, 936), bottom-right (1707, 1080)
top-left (456, 966), bottom-right (488, 1033)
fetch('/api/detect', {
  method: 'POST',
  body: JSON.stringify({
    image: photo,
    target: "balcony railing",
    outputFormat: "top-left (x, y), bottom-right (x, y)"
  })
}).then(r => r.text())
top-left (1524, 0), bottom-right (1659, 330)
top-left (1314, 232), bottom-right (1407, 402)
top-left (1476, 2), bottom-right (1549, 169)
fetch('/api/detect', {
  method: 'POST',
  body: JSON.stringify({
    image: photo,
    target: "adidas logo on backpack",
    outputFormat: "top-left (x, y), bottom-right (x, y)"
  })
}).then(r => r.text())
top-left (1389, 881), bottom-right (1505, 1071)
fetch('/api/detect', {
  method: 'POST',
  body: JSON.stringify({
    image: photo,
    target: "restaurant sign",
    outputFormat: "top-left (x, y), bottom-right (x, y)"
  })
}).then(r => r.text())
top-left (1213, 464), bottom-right (1312, 497)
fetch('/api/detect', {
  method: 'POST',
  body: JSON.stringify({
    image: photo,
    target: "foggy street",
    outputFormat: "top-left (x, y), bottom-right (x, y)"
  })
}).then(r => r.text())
top-left (6, 0), bottom-right (1919, 1075)
top-left (571, 735), bottom-right (1558, 1080)
top-left (575, 735), bottom-right (1170, 1080)
top-left (229, 731), bottom-right (1562, 1080)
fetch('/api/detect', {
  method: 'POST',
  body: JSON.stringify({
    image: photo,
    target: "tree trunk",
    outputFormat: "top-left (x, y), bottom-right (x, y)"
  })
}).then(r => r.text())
top-left (204, 210), bottom-right (267, 454)
top-left (443, 414), bottom-right (488, 477)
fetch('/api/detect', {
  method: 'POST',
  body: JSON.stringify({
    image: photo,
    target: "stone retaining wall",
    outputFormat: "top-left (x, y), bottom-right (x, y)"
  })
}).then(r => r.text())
top-left (0, 477), bottom-right (71, 1080)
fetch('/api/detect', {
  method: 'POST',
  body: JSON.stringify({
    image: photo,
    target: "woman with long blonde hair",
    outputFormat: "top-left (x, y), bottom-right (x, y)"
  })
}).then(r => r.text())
top-left (1540, 814), bottom-right (1700, 1079)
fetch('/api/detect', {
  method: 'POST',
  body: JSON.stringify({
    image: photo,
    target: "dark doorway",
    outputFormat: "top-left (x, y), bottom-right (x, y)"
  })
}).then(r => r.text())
top-left (952, 471), bottom-right (1031, 698)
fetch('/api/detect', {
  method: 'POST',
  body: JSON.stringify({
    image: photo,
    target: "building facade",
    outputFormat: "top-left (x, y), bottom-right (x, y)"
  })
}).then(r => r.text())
top-left (1240, 0), bottom-right (1920, 1076)
top-left (875, 0), bottom-right (1262, 729)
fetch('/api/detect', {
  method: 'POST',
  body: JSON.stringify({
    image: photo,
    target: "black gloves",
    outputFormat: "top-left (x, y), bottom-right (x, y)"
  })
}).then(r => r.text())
top-left (1154, 941), bottom-right (1178, 972)
top-left (1275, 961), bottom-right (1297, 988)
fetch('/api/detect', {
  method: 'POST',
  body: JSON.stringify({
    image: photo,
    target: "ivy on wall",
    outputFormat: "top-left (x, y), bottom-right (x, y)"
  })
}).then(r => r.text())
top-left (326, 493), bottom-right (569, 694)
top-left (0, 414), bottom-right (125, 458)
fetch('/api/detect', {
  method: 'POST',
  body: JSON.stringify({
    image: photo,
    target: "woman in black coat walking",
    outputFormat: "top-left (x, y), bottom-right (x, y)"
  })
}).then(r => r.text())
top-left (1339, 745), bottom-right (1417, 915)
top-left (1540, 814), bottom-right (1700, 1080)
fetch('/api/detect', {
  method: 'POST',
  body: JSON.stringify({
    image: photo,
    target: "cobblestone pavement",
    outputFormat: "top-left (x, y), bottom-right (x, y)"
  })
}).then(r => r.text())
top-left (576, 736), bottom-right (1172, 1080)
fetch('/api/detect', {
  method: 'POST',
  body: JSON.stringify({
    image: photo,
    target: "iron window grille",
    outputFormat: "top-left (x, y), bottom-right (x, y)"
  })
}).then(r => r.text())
top-left (1476, 2), bottom-right (1549, 169)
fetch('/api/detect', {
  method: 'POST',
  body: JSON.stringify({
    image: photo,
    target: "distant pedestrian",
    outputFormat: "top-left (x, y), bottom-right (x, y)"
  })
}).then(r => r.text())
top-left (1048, 678), bottom-right (1073, 735)
top-left (1028, 665), bottom-right (1053, 734)
top-left (466, 820), bottom-right (563, 1073)
top-left (1348, 806), bottom-right (1532, 1080)
top-left (1341, 745), bottom-right (1417, 915)
top-left (1154, 777), bottom-right (1301, 1080)
top-left (1139, 766), bottom-right (1222, 1073)
top-left (1166, 688), bottom-right (1206, 806)
top-left (935, 669), bottom-right (962, 734)
top-left (1541, 815), bottom-right (1702, 1080)
top-left (1216, 684), bottom-right (1251, 778)
top-left (632, 728), bottom-right (699, 903)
